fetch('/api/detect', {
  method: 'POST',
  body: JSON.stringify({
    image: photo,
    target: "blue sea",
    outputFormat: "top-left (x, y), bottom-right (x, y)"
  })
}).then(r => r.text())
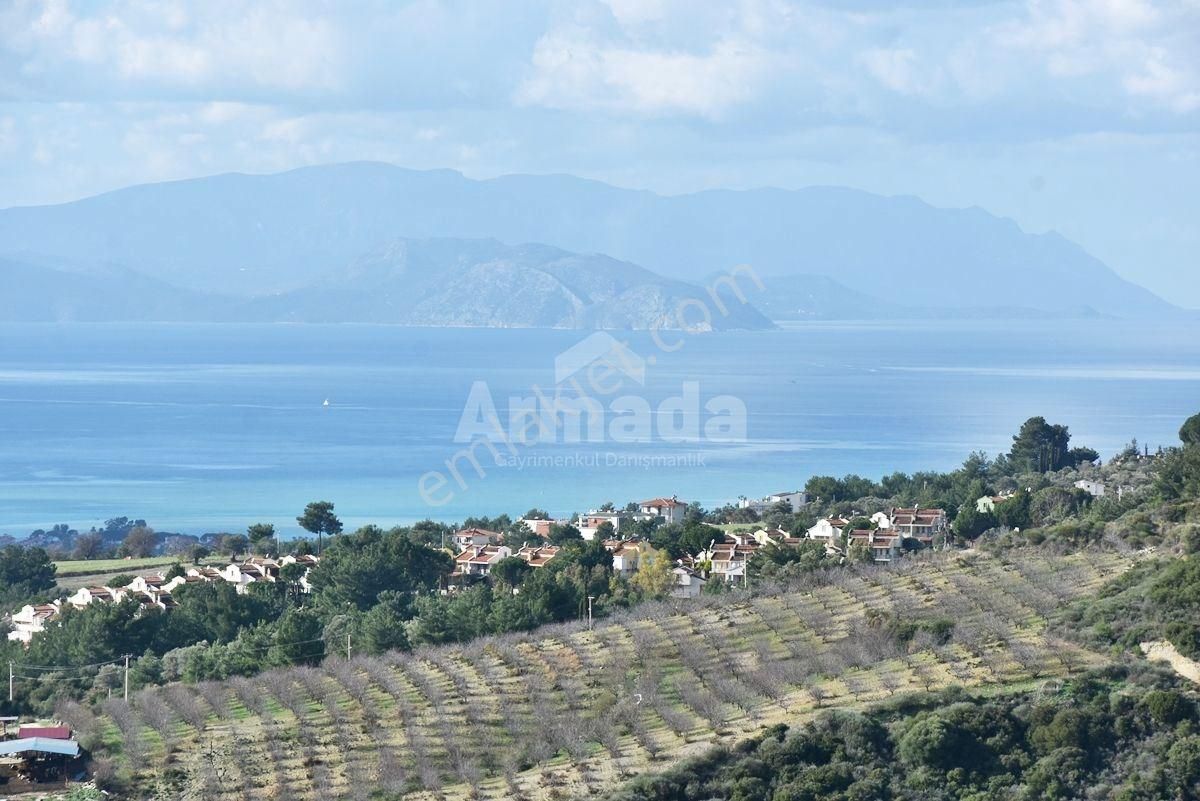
top-left (0, 320), bottom-right (1197, 536)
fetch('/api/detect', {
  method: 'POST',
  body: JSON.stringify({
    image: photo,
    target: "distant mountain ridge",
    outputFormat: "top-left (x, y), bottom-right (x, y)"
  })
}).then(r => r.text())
top-left (243, 238), bottom-right (773, 329)
top-left (0, 161), bottom-right (1181, 322)
top-left (0, 240), bottom-right (774, 329)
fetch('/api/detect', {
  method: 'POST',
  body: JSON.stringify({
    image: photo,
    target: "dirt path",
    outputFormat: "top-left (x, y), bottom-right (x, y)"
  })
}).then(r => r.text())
top-left (1141, 641), bottom-right (1200, 684)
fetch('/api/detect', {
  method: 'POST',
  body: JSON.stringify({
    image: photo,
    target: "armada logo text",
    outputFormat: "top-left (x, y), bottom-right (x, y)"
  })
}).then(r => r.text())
top-left (454, 379), bottom-right (747, 445)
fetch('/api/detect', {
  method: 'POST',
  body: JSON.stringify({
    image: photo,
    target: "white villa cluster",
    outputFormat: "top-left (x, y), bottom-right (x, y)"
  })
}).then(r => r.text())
top-left (5, 555), bottom-right (319, 646)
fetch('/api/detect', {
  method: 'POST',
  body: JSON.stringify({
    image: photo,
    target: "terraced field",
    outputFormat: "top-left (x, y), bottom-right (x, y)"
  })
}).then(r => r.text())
top-left (62, 548), bottom-right (1134, 801)
top-left (52, 556), bottom-right (193, 592)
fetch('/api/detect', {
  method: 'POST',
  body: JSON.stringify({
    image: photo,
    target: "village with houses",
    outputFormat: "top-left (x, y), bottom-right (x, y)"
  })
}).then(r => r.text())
top-left (5, 489), bottom-right (954, 649)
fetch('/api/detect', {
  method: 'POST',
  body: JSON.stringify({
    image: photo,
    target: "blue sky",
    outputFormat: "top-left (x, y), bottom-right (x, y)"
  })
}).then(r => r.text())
top-left (1, 0), bottom-right (1197, 305)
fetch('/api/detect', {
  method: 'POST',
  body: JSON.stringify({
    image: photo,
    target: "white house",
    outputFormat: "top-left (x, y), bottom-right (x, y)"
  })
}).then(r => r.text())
top-left (603, 539), bottom-right (642, 576)
top-left (453, 545), bottom-right (512, 577)
top-left (451, 527), bottom-right (501, 550)
top-left (163, 574), bottom-right (211, 594)
top-left (66, 586), bottom-right (127, 609)
top-left (638, 496), bottom-right (687, 524)
top-left (6, 602), bottom-right (61, 644)
top-left (1074, 480), bottom-right (1106, 497)
top-left (126, 575), bottom-right (167, 594)
top-left (705, 543), bottom-right (758, 583)
top-left (738, 490), bottom-right (808, 515)
top-left (846, 529), bottom-right (902, 563)
top-left (579, 512), bottom-right (624, 541)
top-left (806, 517), bottom-right (848, 543)
top-left (671, 564), bottom-right (707, 598)
top-left (975, 494), bottom-right (1013, 513)
top-left (220, 563), bottom-right (263, 594)
top-left (884, 508), bottom-right (947, 544)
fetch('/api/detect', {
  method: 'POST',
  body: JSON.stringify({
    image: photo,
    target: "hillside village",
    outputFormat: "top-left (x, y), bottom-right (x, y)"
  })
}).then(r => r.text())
top-left (5, 492), bottom-right (951, 647)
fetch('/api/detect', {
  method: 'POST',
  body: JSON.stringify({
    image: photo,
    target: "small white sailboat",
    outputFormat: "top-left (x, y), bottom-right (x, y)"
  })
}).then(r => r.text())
top-left (322, 398), bottom-right (331, 407)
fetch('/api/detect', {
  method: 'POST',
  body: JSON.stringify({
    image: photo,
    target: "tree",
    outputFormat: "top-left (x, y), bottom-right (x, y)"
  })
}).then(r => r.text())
top-left (1158, 446), bottom-right (1200, 501)
top-left (953, 505), bottom-right (996, 540)
top-left (630, 547), bottom-right (675, 600)
top-left (0, 545), bottom-right (56, 606)
top-left (269, 608), bottom-right (325, 667)
top-left (1066, 446), bottom-right (1100, 467)
top-left (71, 532), bottom-right (105, 560)
top-left (246, 523), bottom-right (276, 554)
top-left (165, 580), bottom-right (275, 645)
top-left (547, 523), bottom-right (582, 545)
top-left (297, 501), bottom-right (343, 556)
top-left (804, 475), bottom-right (843, 502)
top-left (307, 525), bottom-right (452, 611)
top-left (996, 489), bottom-right (1032, 529)
top-left (216, 533), bottom-right (249, 560)
top-left (1181, 413), bottom-right (1200, 448)
top-left (359, 598), bottom-right (412, 655)
top-left (1009, 417), bottom-right (1073, 473)
top-left (119, 526), bottom-right (158, 559)
top-left (491, 556), bottom-right (531, 588)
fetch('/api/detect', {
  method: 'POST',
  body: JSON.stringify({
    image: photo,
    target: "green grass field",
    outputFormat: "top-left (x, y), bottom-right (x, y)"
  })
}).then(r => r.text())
top-left (53, 557), bottom-right (183, 578)
top-left (52, 556), bottom-right (199, 592)
top-left (64, 548), bottom-right (1136, 801)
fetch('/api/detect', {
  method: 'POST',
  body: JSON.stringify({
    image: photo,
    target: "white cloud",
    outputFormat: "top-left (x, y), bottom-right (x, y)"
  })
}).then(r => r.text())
top-left (859, 47), bottom-right (931, 96)
top-left (518, 31), bottom-right (774, 118)
top-left (4, 0), bottom-right (344, 94)
top-left (994, 0), bottom-right (1199, 113)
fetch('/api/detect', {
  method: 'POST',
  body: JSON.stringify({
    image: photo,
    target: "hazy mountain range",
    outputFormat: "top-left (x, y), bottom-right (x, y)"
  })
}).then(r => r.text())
top-left (0, 161), bottom-right (1183, 326)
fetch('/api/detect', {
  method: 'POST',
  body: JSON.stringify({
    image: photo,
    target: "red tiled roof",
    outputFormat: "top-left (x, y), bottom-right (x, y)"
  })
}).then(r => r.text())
top-left (18, 726), bottom-right (70, 739)
top-left (640, 497), bottom-right (684, 508)
top-left (455, 527), bottom-right (501, 539)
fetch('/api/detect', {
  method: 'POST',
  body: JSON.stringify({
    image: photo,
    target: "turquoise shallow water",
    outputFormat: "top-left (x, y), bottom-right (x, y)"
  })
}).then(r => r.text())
top-left (0, 320), bottom-right (1197, 536)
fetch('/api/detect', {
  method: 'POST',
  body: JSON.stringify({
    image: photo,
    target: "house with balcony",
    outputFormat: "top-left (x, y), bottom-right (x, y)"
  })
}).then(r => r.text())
top-left (453, 545), bottom-right (512, 578)
top-left (638, 496), bottom-right (687, 524)
top-left (705, 542), bottom-right (759, 583)
top-left (846, 529), bottom-right (902, 562)
top-left (883, 507), bottom-right (947, 545)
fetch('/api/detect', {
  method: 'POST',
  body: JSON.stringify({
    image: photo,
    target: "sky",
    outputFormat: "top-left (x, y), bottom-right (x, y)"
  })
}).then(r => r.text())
top-left (0, 0), bottom-right (1197, 304)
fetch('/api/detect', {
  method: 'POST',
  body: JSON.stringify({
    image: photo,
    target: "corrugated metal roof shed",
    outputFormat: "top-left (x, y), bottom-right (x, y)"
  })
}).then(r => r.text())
top-left (17, 725), bottom-right (71, 739)
top-left (0, 737), bottom-right (81, 757)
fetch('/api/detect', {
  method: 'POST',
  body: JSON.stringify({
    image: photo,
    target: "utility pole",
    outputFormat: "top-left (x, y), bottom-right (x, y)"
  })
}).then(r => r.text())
top-left (346, 633), bottom-right (352, 661)
top-left (587, 596), bottom-right (595, 630)
top-left (7, 661), bottom-right (12, 703)
top-left (123, 654), bottom-right (130, 702)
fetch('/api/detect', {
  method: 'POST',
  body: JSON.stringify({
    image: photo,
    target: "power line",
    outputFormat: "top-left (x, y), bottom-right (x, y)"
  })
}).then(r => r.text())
top-left (14, 655), bottom-right (129, 672)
